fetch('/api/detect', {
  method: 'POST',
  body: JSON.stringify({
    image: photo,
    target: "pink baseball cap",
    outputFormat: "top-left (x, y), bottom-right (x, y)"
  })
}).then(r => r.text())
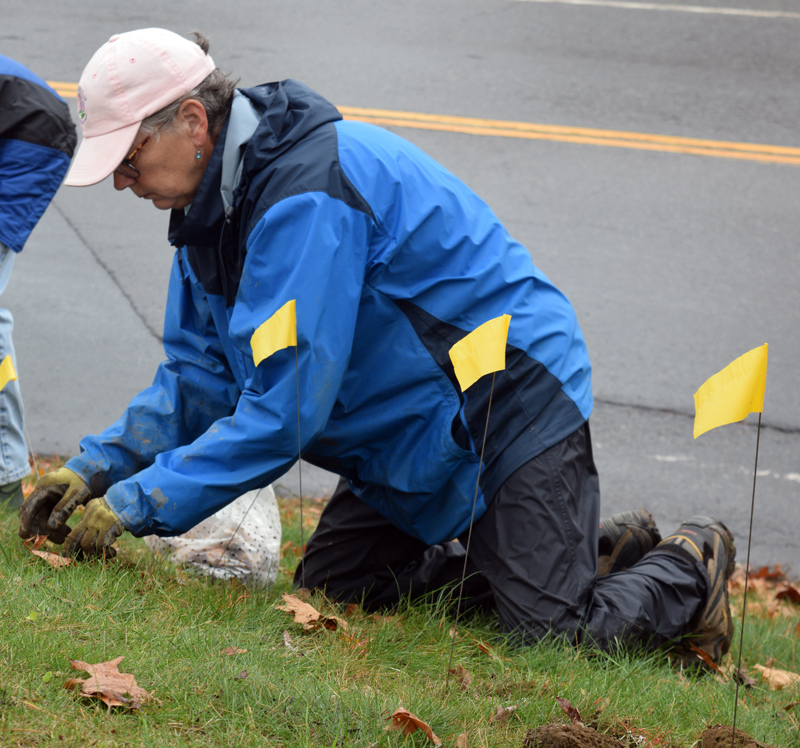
top-left (65, 28), bottom-right (216, 186)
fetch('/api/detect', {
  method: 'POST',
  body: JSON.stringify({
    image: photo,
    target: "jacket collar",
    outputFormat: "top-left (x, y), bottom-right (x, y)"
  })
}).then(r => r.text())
top-left (167, 116), bottom-right (229, 251)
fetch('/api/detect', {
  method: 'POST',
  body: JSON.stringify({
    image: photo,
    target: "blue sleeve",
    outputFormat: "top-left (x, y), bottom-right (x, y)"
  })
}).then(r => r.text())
top-left (0, 140), bottom-right (70, 252)
top-left (66, 251), bottom-right (241, 496)
top-left (103, 194), bottom-right (371, 536)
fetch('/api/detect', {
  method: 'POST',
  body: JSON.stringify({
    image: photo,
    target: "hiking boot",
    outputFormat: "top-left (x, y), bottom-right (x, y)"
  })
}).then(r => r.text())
top-left (598, 508), bottom-right (662, 576)
top-left (0, 479), bottom-right (23, 510)
top-left (656, 516), bottom-right (736, 669)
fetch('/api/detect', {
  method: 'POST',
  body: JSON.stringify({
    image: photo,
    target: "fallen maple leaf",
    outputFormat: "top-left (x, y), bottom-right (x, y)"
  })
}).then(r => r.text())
top-left (65, 656), bottom-right (150, 710)
top-left (220, 647), bottom-right (247, 656)
top-left (456, 733), bottom-right (469, 747)
top-left (275, 593), bottom-right (347, 631)
top-left (387, 707), bottom-right (442, 745)
top-left (448, 664), bottom-right (472, 691)
top-left (555, 696), bottom-right (584, 726)
top-left (754, 664), bottom-right (800, 690)
top-left (489, 704), bottom-right (518, 724)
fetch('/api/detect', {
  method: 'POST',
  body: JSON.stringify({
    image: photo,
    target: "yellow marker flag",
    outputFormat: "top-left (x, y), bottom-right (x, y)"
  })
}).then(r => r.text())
top-left (693, 343), bottom-right (768, 439)
top-left (0, 355), bottom-right (17, 392)
top-left (251, 300), bottom-right (297, 366)
top-left (448, 314), bottom-right (511, 392)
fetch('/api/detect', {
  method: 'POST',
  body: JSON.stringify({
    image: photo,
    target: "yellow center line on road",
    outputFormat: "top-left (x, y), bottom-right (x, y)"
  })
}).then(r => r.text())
top-left (49, 82), bottom-right (800, 167)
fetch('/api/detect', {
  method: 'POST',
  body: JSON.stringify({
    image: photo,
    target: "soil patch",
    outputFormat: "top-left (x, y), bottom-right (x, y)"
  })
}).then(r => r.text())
top-left (523, 722), bottom-right (777, 748)
top-left (698, 724), bottom-right (777, 748)
top-left (523, 723), bottom-right (624, 748)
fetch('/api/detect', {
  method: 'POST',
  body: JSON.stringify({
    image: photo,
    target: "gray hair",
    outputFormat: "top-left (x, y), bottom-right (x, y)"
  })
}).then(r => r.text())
top-left (140, 31), bottom-right (238, 140)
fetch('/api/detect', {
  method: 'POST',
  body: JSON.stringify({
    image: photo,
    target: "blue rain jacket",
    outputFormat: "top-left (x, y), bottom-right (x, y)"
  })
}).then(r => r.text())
top-left (0, 55), bottom-right (75, 252)
top-left (66, 81), bottom-right (592, 544)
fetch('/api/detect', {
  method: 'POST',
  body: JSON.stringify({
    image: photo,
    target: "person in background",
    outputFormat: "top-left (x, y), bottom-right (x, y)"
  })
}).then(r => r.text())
top-left (0, 55), bottom-right (77, 508)
top-left (19, 29), bottom-right (734, 669)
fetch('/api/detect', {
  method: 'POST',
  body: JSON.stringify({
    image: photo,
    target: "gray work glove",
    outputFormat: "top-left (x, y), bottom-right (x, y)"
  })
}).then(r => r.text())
top-left (63, 497), bottom-right (126, 559)
top-left (18, 467), bottom-right (92, 543)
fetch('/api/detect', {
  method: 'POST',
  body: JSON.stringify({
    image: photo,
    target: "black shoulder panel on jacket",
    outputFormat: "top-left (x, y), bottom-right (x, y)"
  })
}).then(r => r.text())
top-left (239, 120), bottom-right (376, 240)
top-left (0, 75), bottom-right (76, 156)
top-left (394, 298), bottom-right (585, 501)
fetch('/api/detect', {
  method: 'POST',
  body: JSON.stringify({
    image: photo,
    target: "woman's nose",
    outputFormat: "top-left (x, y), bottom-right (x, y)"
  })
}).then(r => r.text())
top-left (113, 171), bottom-right (136, 191)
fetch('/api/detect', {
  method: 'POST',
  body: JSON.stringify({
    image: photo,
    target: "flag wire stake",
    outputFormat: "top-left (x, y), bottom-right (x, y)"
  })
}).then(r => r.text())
top-left (730, 412), bottom-right (762, 748)
top-left (295, 344), bottom-right (305, 590)
top-left (212, 486), bottom-right (264, 578)
top-left (446, 371), bottom-right (496, 686)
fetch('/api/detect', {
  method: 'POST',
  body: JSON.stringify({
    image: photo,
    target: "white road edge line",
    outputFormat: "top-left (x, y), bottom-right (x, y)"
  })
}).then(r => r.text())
top-left (512, 0), bottom-right (800, 20)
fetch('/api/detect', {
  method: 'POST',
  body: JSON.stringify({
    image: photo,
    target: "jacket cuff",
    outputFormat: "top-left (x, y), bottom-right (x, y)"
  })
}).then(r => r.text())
top-left (64, 455), bottom-right (113, 498)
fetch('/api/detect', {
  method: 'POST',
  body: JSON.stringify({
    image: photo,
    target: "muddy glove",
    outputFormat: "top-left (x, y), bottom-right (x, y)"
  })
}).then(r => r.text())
top-left (18, 467), bottom-right (92, 543)
top-left (63, 497), bottom-right (126, 559)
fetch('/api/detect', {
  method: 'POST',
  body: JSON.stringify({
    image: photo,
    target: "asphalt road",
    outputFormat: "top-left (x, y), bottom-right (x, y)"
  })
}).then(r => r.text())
top-left (2, 0), bottom-right (798, 568)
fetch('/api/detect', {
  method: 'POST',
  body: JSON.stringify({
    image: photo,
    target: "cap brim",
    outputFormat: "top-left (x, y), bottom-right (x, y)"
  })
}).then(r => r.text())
top-left (64, 121), bottom-right (142, 186)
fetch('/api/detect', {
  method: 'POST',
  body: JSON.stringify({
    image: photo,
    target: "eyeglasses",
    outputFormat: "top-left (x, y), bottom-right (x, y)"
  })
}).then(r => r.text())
top-left (115, 124), bottom-right (163, 179)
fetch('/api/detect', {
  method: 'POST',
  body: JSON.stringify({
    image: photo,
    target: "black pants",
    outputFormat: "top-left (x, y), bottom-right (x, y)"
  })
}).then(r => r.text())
top-left (294, 424), bottom-right (706, 650)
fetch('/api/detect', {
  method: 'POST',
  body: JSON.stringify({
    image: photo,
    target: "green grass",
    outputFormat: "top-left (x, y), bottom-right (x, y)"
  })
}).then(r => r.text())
top-left (0, 461), bottom-right (798, 747)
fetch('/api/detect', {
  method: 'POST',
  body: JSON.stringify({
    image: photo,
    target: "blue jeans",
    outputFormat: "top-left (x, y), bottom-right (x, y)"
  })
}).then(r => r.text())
top-left (0, 244), bottom-right (30, 484)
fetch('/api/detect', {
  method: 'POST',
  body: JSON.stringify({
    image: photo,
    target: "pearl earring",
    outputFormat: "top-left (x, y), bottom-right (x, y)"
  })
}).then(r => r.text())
top-left (196, 149), bottom-right (202, 160)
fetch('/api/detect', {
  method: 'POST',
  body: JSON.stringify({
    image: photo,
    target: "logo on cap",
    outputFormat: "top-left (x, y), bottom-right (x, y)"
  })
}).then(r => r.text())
top-left (77, 86), bottom-right (88, 124)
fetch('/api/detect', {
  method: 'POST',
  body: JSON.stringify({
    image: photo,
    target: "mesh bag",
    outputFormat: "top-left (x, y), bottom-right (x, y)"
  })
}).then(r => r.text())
top-left (143, 485), bottom-right (281, 587)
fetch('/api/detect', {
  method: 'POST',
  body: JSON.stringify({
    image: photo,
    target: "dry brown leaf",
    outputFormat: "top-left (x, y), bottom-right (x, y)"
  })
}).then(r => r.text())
top-left (386, 707), bottom-right (442, 745)
top-left (66, 656), bottom-right (151, 710)
top-left (489, 704), bottom-right (518, 725)
top-left (456, 733), bottom-right (468, 747)
top-left (23, 536), bottom-right (73, 568)
top-left (448, 664), bottom-right (472, 691)
top-left (341, 632), bottom-right (368, 651)
top-left (555, 696), bottom-right (584, 726)
top-left (688, 642), bottom-right (722, 672)
top-left (26, 535), bottom-right (48, 551)
top-left (220, 647), bottom-right (247, 656)
top-left (776, 584), bottom-right (800, 605)
top-left (476, 641), bottom-right (511, 662)
top-left (31, 549), bottom-right (73, 568)
top-left (235, 670), bottom-right (248, 679)
top-left (735, 669), bottom-right (758, 688)
top-left (754, 664), bottom-right (800, 690)
top-left (752, 565), bottom-right (786, 580)
top-left (719, 660), bottom-right (758, 688)
top-left (275, 593), bottom-right (347, 631)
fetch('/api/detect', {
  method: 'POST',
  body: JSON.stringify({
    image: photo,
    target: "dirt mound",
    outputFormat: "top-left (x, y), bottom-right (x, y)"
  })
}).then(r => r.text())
top-left (698, 724), bottom-right (777, 748)
top-left (523, 723), bottom-right (624, 748)
top-left (523, 722), bottom-right (777, 748)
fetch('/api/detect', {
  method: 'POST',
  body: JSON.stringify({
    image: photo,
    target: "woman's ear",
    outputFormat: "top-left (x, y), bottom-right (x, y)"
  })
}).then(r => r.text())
top-left (177, 99), bottom-right (209, 147)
